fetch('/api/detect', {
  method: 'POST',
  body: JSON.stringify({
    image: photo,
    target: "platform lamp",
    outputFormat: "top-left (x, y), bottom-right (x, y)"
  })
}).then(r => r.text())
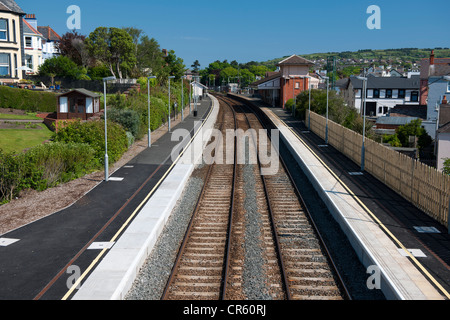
top-left (168, 76), bottom-right (175, 132)
top-left (103, 76), bottom-right (116, 182)
top-left (147, 75), bottom-right (157, 148)
top-left (181, 76), bottom-right (187, 121)
top-left (357, 74), bottom-right (368, 172)
top-left (305, 75), bottom-right (312, 131)
top-left (317, 75), bottom-right (330, 145)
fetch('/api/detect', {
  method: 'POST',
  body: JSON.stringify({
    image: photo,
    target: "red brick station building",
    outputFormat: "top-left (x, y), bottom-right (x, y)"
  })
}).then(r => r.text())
top-left (252, 55), bottom-right (316, 108)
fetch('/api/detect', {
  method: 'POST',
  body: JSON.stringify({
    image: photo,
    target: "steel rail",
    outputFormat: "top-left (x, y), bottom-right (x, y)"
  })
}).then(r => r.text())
top-left (161, 99), bottom-right (238, 300)
top-left (224, 94), bottom-right (352, 300)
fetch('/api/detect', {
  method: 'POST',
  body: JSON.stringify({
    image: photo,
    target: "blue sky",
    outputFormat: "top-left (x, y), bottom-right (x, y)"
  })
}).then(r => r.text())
top-left (17, 0), bottom-right (450, 69)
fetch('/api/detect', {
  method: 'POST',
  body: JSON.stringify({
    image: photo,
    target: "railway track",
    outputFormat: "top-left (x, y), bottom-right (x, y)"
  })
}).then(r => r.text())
top-left (162, 94), bottom-right (351, 300)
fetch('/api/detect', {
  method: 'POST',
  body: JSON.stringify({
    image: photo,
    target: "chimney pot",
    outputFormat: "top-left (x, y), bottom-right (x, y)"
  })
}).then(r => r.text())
top-left (443, 95), bottom-right (448, 105)
top-left (430, 50), bottom-right (435, 65)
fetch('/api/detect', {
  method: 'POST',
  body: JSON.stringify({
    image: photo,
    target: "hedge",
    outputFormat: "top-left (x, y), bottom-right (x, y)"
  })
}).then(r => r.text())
top-left (0, 86), bottom-right (57, 113)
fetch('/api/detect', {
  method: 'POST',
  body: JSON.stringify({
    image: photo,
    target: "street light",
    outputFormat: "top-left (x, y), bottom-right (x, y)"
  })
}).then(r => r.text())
top-left (357, 74), bottom-right (368, 172)
top-left (168, 76), bottom-right (175, 132)
top-left (305, 75), bottom-right (312, 131)
top-left (147, 75), bottom-right (157, 148)
top-left (103, 76), bottom-right (116, 182)
top-left (181, 76), bottom-right (187, 121)
top-left (317, 75), bottom-right (330, 145)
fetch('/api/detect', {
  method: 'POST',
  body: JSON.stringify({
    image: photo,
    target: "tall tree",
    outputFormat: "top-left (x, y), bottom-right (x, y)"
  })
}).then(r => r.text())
top-left (58, 30), bottom-right (87, 67)
top-left (85, 27), bottom-right (136, 79)
top-left (191, 60), bottom-right (200, 73)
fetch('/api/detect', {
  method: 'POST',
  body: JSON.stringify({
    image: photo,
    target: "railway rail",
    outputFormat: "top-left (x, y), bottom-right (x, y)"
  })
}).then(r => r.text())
top-left (161, 94), bottom-right (351, 300)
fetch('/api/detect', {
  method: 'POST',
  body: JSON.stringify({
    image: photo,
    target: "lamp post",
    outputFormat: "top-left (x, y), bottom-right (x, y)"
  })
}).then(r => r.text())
top-left (103, 76), bottom-right (116, 182)
top-left (147, 75), bottom-right (157, 148)
top-left (181, 76), bottom-right (186, 121)
top-left (306, 75), bottom-right (312, 131)
top-left (357, 74), bottom-right (368, 172)
top-left (168, 76), bottom-right (175, 132)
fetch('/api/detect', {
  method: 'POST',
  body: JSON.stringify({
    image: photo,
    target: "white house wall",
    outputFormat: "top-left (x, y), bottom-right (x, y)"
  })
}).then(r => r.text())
top-left (437, 132), bottom-right (450, 171)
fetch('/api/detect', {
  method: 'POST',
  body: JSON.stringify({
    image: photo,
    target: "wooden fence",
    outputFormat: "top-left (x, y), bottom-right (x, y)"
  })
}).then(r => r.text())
top-left (307, 110), bottom-right (450, 228)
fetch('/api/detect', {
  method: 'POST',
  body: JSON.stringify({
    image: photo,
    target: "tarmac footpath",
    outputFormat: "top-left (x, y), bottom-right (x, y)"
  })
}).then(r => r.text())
top-left (0, 95), bottom-right (215, 300)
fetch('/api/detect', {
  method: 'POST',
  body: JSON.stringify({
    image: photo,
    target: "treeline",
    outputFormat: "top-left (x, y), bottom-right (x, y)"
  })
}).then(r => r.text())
top-left (197, 60), bottom-right (277, 88)
top-left (36, 27), bottom-right (185, 85)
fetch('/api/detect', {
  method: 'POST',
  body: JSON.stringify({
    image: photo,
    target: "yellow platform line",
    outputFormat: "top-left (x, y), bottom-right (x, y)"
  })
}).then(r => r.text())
top-left (269, 110), bottom-right (450, 300)
top-left (62, 104), bottom-right (215, 300)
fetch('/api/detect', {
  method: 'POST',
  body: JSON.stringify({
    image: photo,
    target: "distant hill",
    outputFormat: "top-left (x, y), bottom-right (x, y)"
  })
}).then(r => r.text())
top-left (259, 48), bottom-right (450, 69)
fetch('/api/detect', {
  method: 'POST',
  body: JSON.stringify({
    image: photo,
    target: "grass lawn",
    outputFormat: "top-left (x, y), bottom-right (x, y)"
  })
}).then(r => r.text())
top-left (0, 113), bottom-right (41, 120)
top-left (0, 124), bottom-right (54, 154)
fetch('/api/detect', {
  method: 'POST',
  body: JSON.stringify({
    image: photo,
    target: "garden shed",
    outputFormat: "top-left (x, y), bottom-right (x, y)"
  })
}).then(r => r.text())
top-left (57, 89), bottom-right (101, 120)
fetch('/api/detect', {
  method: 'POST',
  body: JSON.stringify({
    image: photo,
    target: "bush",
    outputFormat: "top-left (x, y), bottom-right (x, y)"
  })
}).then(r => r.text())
top-left (0, 86), bottom-right (57, 112)
top-left (104, 108), bottom-right (140, 138)
top-left (0, 143), bottom-right (96, 203)
top-left (54, 119), bottom-right (128, 166)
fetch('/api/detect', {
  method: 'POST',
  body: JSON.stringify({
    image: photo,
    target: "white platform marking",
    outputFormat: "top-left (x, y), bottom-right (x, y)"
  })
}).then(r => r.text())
top-left (88, 242), bottom-right (115, 250)
top-left (349, 172), bottom-right (364, 176)
top-left (123, 166), bottom-right (134, 169)
top-left (398, 249), bottom-right (427, 258)
top-left (109, 177), bottom-right (124, 182)
top-left (414, 226), bottom-right (441, 234)
top-left (318, 145), bottom-right (329, 148)
top-left (0, 238), bottom-right (20, 247)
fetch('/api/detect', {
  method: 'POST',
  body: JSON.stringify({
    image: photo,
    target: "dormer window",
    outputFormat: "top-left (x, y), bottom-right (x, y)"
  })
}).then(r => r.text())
top-left (0, 19), bottom-right (8, 41)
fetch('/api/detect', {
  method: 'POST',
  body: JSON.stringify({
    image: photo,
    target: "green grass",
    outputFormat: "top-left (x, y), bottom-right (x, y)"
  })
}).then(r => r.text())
top-left (0, 113), bottom-right (41, 120)
top-left (0, 124), bottom-right (53, 154)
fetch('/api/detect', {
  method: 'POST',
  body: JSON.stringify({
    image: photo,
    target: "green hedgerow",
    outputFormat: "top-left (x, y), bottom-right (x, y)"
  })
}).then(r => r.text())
top-left (54, 119), bottom-right (128, 166)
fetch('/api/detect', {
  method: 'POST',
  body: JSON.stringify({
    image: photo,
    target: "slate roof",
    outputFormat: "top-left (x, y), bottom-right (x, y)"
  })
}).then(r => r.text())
top-left (277, 55), bottom-right (314, 66)
top-left (420, 58), bottom-right (450, 79)
top-left (23, 18), bottom-right (43, 37)
top-left (438, 105), bottom-right (450, 133)
top-left (349, 74), bottom-right (420, 90)
top-left (251, 72), bottom-right (281, 87)
top-left (0, 0), bottom-right (24, 14)
top-left (58, 89), bottom-right (101, 98)
top-left (37, 26), bottom-right (62, 41)
top-left (389, 105), bottom-right (427, 119)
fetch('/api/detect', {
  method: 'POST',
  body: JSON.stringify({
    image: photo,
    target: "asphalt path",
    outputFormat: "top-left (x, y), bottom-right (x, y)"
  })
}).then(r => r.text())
top-left (0, 97), bottom-right (212, 300)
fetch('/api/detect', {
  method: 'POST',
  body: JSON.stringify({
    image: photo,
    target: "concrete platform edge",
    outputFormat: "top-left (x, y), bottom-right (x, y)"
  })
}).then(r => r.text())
top-left (72, 94), bottom-right (219, 300)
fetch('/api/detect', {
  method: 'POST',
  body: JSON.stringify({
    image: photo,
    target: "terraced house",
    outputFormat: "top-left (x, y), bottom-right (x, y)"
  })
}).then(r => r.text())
top-left (0, 0), bottom-right (25, 83)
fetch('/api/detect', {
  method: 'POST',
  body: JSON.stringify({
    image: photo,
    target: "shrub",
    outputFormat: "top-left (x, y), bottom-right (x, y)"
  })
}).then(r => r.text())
top-left (0, 143), bottom-right (96, 203)
top-left (104, 108), bottom-right (140, 138)
top-left (54, 119), bottom-right (128, 166)
top-left (0, 86), bottom-right (57, 113)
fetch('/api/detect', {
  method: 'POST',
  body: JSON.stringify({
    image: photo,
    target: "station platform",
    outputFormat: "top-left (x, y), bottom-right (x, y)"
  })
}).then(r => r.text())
top-left (230, 93), bottom-right (450, 300)
top-left (0, 94), bottom-right (218, 300)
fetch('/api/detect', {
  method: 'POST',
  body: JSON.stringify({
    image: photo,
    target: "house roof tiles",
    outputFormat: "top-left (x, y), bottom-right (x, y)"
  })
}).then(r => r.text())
top-left (0, 0), bottom-right (24, 14)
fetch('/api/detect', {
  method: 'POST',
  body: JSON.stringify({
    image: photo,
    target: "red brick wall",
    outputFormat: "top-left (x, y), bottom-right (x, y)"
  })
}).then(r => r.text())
top-left (280, 78), bottom-right (309, 108)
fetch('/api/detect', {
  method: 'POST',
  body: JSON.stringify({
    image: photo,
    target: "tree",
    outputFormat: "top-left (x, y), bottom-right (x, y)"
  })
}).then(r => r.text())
top-left (58, 30), bottom-right (87, 66)
top-left (443, 159), bottom-right (450, 175)
top-left (396, 119), bottom-right (432, 150)
top-left (85, 27), bottom-right (136, 79)
top-left (164, 50), bottom-right (185, 80)
top-left (191, 60), bottom-right (201, 73)
top-left (136, 35), bottom-right (164, 78)
top-left (38, 55), bottom-right (87, 80)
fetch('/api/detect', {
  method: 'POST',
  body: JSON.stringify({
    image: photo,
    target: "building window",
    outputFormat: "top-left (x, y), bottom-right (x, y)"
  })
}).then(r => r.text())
top-left (447, 82), bottom-right (450, 93)
top-left (0, 53), bottom-right (10, 76)
top-left (398, 89), bottom-right (406, 99)
top-left (373, 89), bottom-right (380, 98)
top-left (386, 89), bottom-right (393, 99)
top-left (411, 91), bottom-right (419, 102)
top-left (25, 55), bottom-right (33, 71)
top-left (295, 82), bottom-right (300, 89)
top-left (0, 19), bottom-right (8, 41)
top-left (25, 37), bottom-right (32, 48)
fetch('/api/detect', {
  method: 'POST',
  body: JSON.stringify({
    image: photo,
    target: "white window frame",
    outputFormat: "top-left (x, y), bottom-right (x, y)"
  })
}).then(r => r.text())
top-left (59, 97), bottom-right (68, 113)
top-left (0, 19), bottom-right (8, 41)
top-left (447, 81), bottom-right (450, 93)
top-left (25, 36), bottom-right (32, 48)
top-left (0, 53), bottom-right (10, 76)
